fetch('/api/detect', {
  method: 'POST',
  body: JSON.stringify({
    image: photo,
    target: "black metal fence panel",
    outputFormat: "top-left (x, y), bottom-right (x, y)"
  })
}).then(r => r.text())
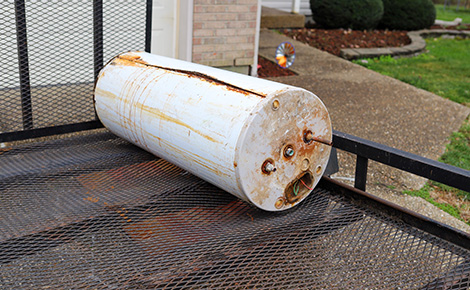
top-left (0, 0), bottom-right (148, 141)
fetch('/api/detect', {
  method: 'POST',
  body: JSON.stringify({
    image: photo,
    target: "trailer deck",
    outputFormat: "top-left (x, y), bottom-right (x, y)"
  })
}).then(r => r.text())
top-left (1, 131), bottom-right (469, 289)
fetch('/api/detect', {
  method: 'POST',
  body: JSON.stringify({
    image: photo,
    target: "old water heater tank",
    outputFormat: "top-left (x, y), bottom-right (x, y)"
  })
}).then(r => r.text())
top-left (94, 51), bottom-right (332, 211)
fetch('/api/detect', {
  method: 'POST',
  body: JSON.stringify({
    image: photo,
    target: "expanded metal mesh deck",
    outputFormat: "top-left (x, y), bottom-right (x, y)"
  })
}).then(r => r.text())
top-left (1, 131), bottom-right (469, 289)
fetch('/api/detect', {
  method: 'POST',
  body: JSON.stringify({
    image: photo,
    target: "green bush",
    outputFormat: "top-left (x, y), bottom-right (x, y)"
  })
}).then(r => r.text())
top-left (380, 0), bottom-right (436, 30)
top-left (310, 0), bottom-right (384, 30)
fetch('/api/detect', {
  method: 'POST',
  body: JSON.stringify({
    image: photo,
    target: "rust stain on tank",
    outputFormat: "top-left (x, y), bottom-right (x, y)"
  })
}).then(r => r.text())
top-left (138, 103), bottom-right (222, 144)
top-left (111, 57), bottom-right (147, 68)
top-left (95, 87), bottom-right (118, 100)
top-left (120, 53), bottom-right (142, 61)
top-left (274, 124), bottom-right (320, 165)
top-left (104, 69), bottom-right (225, 145)
top-left (253, 188), bottom-right (269, 206)
top-left (156, 137), bottom-right (231, 179)
top-left (250, 178), bottom-right (271, 206)
top-left (114, 53), bottom-right (267, 98)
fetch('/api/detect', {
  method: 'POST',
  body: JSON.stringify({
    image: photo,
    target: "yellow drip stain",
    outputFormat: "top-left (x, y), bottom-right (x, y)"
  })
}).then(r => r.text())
top-left (138, 104), bottom-right (222, 144)
top-left (155, 137), bottom-right (231, 179)
top-left (97, 131), bottom-right (230, 187)
top-left (95, 87), bottom-right (118, 100)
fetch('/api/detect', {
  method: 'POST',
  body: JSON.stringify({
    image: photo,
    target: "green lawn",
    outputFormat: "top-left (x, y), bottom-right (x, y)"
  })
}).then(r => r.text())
top-left (354, 38), bottom-right (470, 224)
top-left (435, 4), bottom-right (470, 23)
top-left (354, 38), bottom-right (470, 105)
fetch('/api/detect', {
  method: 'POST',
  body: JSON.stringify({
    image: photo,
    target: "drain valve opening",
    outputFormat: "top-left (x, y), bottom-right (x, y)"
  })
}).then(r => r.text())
top-left (284, 172), bottom-right (314, 204)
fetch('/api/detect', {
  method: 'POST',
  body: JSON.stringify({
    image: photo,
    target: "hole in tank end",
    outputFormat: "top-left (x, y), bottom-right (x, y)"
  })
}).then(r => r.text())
top-left (284, 172), bottom-right (314, 204)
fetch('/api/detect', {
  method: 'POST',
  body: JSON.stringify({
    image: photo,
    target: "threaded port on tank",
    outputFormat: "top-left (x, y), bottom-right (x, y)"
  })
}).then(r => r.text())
top-left (284, 172), bottom-right (314, 204)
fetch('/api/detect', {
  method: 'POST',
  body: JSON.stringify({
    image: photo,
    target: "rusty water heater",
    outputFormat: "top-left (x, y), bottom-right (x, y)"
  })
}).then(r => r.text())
top-left (94, 51), bottom-right (332, 211)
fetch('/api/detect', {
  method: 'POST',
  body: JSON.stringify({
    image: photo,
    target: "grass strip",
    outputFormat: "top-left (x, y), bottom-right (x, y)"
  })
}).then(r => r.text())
top-left (405, 117), bottom-right (470, 225)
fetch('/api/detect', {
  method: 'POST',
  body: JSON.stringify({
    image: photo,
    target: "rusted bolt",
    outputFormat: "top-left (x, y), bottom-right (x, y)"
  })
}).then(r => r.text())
top-left (272, 99), bottom-right (280, 110)
top-left (284, 145), bottom-right (295, 158)
top-left (304, 131), bottom-right (314, 143)
top-left (275, 197), bottom-right (285, 209)
top-left (303, 130), bottom-right (333, 146)
top-left (262, 160), bottom-right (276, 174)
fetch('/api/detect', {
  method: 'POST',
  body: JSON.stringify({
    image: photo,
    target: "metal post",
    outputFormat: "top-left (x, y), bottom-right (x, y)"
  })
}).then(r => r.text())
top-left (291, 0), bottom-right (301, 14)
top-left (14, 0), bottom-right (33, 130)
top-left (93, 0), bottom-right (103, 79)
top-left (145, 0), bottom-right (153, 53)
top-left (354, 156), bottom-right (368, 191)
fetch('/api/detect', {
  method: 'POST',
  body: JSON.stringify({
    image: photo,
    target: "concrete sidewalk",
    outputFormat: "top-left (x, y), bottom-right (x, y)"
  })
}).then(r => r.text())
top-left (258, 29), bottom-right (470, 232)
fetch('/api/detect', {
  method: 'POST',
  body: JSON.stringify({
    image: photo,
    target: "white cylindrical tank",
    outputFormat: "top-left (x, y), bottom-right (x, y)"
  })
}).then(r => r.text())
top-left (94, 51), bottom-right (332, 211)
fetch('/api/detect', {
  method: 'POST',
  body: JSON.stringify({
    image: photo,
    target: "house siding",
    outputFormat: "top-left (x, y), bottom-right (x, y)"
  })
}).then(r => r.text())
top-left (262, 0), bottom-right (311, 15)
top-left (192, 0), bottom-right (258, 67)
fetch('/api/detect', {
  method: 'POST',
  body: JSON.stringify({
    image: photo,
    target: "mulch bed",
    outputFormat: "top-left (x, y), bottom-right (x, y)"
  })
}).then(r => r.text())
top-left (282, 28), bottom-right (411, 56)
top-left (257, 56), bottom-right (296, 78)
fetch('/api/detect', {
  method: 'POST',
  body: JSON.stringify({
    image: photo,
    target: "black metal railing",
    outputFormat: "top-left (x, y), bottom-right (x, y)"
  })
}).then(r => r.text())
top-left (333, 130), bottom-right (470, 193)
top-left (0, 0), bottom-right (153, 143)
top-left (14, 0), bottom-right (33, 130)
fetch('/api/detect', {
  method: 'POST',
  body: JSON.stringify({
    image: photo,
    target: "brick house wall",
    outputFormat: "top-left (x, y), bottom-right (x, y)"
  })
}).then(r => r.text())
top-left (192, 0), bottom-right (259, 71)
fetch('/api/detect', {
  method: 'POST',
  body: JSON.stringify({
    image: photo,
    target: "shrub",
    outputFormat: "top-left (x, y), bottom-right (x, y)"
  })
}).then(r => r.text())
top-left (380, 0), bottom-right (436, 31)
top-left (310, 0), bottom-right (384, 30)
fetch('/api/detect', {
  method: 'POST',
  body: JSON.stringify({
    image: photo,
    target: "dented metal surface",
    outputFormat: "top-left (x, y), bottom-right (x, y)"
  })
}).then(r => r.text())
top-left (94, 51), bottom-right (332, 211)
